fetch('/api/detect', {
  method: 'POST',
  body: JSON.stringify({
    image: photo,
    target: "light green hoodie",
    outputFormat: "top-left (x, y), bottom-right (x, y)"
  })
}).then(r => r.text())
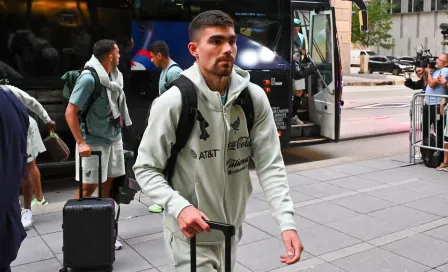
top-left (133, 62), bottom-right (296, 244)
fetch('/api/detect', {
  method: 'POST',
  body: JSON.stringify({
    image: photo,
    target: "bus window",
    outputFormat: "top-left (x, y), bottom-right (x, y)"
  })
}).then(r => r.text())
top-left (310, 13), bottom-right (333, 87)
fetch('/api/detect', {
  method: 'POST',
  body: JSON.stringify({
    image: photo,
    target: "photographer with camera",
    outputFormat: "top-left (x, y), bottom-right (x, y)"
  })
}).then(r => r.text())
top-left (404, 67), bottom-right (427, 92)
top-left (420, 53), bottom-right (448, 168)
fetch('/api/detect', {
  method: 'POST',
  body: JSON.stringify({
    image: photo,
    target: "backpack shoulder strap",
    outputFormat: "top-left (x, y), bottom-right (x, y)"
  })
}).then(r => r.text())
top-left (236, 87), bottom-right (255, 133)
top-left (79, 67), bottom-right (102, 135)
top-left (163, 75), bottom-right (198, 187)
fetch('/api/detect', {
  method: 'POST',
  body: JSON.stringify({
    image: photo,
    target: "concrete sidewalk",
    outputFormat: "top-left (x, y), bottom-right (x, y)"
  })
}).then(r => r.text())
top-left (11, 154), bottom-right (448, 272)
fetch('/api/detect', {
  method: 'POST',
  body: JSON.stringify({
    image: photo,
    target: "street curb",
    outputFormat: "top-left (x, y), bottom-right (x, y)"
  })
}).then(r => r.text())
top-left (340, 129), bottom-right (410, 142)
top-left (344, 79), bottom-right (405, 87)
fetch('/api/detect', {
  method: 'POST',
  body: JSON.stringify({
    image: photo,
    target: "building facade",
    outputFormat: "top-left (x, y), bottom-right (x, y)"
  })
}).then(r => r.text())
top-left (375, 0), bottom-right (447, 57)
top-left (334, 0), bottom-right (353, 74)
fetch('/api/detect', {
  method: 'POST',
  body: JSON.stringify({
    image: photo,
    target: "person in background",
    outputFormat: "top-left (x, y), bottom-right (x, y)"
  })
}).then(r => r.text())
top-left (149, 40), bottom-right (183, 96)
top-left (292, 18), bottom-right (307, 125)
top-left (422, 55), bottom-right (448, 169)
top-left (146, 40), bottom-right (183, 213)
top-left (0, 82), bottom-right (55, 231)
top-left (0, 87), bottom-right (29, 272)
top-left (404, 67), bottom-right (428, 160)
top-left (437, 68), bottom-right (448, 170)
top-left (404, 67), bottom-right (428, 92)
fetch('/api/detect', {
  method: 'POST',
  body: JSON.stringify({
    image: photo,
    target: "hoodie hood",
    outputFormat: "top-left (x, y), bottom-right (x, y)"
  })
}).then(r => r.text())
top-left (181, 62), bottom-right (250, 112)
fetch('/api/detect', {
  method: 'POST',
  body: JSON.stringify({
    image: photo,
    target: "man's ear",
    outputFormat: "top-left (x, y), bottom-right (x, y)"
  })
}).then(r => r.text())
top-left (188, 42), bottom-right (199, 58)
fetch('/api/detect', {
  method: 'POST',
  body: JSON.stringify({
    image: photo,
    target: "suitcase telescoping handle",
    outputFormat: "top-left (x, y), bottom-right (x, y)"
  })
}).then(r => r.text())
top-left (78, 151), bottom-right (102, 200)
top-left (190, 220), bottom-right (235, 272)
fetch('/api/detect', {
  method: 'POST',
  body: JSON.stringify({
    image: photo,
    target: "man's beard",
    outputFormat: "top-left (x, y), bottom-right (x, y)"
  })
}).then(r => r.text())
top-left (212, 56), bottom-right (234, 77)
top-left (212, 64), bottom-right (233, 77)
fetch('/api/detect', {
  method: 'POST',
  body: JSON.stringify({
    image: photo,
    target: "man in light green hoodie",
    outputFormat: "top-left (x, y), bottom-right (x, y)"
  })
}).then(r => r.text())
top-left (133, 10), bottom-right (304, 271)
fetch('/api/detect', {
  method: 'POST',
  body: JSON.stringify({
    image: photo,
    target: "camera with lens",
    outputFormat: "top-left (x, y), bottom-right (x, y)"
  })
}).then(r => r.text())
top-left (413, 45), bottom-right (437, 69)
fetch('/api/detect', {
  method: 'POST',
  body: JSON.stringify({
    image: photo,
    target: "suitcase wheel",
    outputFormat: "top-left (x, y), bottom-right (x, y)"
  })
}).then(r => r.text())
top-left (59, 268), bottom-right (68, 272)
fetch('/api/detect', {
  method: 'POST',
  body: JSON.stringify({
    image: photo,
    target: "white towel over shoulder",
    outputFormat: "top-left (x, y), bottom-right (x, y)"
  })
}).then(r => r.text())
top-left (84, 55), bottom-right (132, 127)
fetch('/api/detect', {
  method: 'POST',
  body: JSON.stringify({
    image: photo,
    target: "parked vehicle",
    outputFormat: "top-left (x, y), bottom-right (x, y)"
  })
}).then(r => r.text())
top-left (368, 55), bottom-right (414, 75)
top-left (351, 49), bottom-right (376, 67)
top-left (397, 56), bottom-right (416, 70)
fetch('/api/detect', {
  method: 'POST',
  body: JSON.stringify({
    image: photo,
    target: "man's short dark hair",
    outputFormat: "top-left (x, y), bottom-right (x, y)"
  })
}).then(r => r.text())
top-left (93, 39), bottom-right (116, 60)
top-left (189, 10), bottom-right (235, 41)
top-left (149, 41), bottom-right (170, 58)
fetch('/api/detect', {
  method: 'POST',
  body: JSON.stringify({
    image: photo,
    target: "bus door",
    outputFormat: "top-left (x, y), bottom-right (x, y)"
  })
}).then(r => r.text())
top-left (307, 8), bottom-right (341, 141)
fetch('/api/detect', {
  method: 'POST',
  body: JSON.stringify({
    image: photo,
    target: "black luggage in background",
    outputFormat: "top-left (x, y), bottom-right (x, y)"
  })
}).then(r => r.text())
top-left (190, 221), bottom-right (235, 272)
top-left (60, 151), bottom-right (116, 272)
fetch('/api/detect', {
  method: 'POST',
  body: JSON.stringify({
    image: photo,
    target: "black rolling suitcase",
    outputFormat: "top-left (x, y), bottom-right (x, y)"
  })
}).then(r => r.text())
top-left (190, 221), bottom-right (235, 272)
top-left (60, 151), bottom-right (116, 272)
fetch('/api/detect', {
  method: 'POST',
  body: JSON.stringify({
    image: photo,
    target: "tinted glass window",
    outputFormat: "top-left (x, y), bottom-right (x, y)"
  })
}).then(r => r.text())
top-left (0, 0), bottom-right (132, 81)
top-left (133, 0), bottom-right (287, 60)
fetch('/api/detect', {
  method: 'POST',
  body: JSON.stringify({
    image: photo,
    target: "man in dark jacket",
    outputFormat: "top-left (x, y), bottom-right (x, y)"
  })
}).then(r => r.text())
top-left (0, 86), bottom-right (29, 272)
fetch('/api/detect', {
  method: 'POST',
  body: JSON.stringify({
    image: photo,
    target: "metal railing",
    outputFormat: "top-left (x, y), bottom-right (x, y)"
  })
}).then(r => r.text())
top-left (409, 92), bottom-right (448, 164)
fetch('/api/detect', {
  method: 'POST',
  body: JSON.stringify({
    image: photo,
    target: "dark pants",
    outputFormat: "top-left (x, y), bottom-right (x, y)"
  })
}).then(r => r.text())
top-left (0, 266), bottom-right (11, 272)
top-left (423, 104), bottom-right (444, 145)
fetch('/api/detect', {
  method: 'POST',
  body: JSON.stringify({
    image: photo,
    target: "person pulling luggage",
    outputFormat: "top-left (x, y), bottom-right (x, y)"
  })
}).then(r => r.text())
top-left (65, 39), bottom-right (132, 250)
top-left (134, 10), bottom-right (304, 271)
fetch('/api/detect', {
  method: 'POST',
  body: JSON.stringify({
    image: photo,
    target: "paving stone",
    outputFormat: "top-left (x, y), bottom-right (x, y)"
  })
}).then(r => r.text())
top-left (424, 224), bottom-right (448, 242)
top-left (33, 211), bottom-right (63, 235)
top-left (327, 214), bottom-right (403, 241)
top-left (236, 237), bottom-right (313, 272)
top-left (118, 200), bottom-right (155, 219)
top-left (253, 190), bottom-right (315, 204)
top-left (358, 169), bottom-right (418, 184)
top-left (118, 214), bottom-right (164, 240)
top-left (295, 202), bottom-right (359, 225)
top-left (355, 159), bottom-right (407, 170)
top-left (332, 247), bottom-right (430, 272)
top-left (130, 237), bottom-right (170, 267)
top-left (239, 222), bottom-right (272, 246)
top-left (246, 196), bottom-right (271, 214)
top-left (245, 213), bottom-right (318, 237)
top-left (365, 186), bottom-right (429, 204)
top-left (368, 205), bottom-right (441, 229)
top-left (297, 225), bottom-right (362, 256)
top-left (398, 179), bottom-right (448, 196)
top-left (295, 168), bottom-right (349, 182)
top-left (111, 246), bottom-right (153, 272)
top-left (405, 197), bottom-right (448, 217)
top-left (293, 183), bottom-right (349, 198)
top-left (286, 173), bottom-right (321, 187)
top-left (11, 236), bottom-right (54, 267)
top-left (331, 193), bottom-right (396, 213)
top-left (41, 231), bottom-right (63, 255)
top-left (436, 263), bottom-right (448, 271)
top-left (269, 257), bottom-right (326, 272)
top-left (11, 258), bottom-right (61, 272)
top-left (327, 176), bottom-right (383, 191)
top-left (328, 163), bottom-right (377, 175)
top-left (382, 234), bottom-right (448, 268)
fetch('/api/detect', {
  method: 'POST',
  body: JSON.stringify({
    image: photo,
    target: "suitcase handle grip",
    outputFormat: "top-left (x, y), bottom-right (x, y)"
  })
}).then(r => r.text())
top-left (78, 151), bottom-right (102, 200)
top-left (190, 220), bottom-right (235, 272)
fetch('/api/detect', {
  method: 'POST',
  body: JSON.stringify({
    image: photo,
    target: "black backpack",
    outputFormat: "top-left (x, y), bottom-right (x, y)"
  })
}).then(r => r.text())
top-left (137, 75), bottom-right (255, 187)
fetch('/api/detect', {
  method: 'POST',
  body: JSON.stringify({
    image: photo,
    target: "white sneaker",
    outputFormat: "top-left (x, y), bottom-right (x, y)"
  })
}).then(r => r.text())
top-left (115, 240), bottom-right (122, 250)
top-left (291, 116), bottom-right (304, 125)
top-left (21, 209), bottom-right (33, 230)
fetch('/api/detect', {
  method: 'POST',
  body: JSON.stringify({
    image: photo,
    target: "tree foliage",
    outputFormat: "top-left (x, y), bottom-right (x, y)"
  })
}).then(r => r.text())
top-left (352, 0), bottom-right (395, 50)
